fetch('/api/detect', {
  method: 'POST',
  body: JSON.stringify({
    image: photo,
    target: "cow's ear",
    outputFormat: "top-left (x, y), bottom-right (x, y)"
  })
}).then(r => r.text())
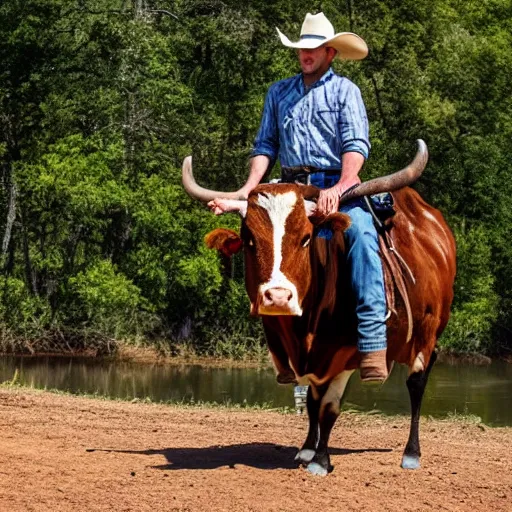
top-left (204, 228), bottom-right (243, 257)
top-left (326, 212), bottom-right (351, 232)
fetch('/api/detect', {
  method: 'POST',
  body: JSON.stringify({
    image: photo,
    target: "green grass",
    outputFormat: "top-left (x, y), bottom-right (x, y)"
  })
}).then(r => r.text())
top-left (0, 380), bottom-right (296, 413)
top-left (445, 409), bottom-right (484, 425)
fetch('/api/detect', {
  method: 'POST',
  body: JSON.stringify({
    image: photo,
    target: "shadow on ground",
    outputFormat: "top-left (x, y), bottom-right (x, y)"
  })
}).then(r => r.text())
top-left (86, 443), bottom-right (392, 471)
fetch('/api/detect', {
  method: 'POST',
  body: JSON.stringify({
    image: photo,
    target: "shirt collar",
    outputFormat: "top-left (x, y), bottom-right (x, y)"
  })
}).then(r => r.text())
top-left (299, 67), bottom-right (334, 95)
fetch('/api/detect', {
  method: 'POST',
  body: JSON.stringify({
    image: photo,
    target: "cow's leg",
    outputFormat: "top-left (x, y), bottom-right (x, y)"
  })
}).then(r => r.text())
top-left (263, 322), bottom-right (296, 384)
top-left (307, 370), bottom-right (354, 476)
top-left (295, 384), bottom-right (320, 464)
top-left (402, 350), bottom-right (437, 470)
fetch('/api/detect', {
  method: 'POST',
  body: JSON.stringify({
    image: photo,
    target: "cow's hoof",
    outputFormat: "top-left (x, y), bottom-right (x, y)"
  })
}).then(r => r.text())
top-left (295, 449), bottom-right (315, 464)
top-left (306, 462), bottom-right (329, 476)
top-left (401, 454), bottom-right (421, 470)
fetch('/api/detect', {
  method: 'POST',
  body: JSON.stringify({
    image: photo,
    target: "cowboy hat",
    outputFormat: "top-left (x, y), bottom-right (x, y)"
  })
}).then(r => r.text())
top-left (276, 12), bottom-right (368, 60)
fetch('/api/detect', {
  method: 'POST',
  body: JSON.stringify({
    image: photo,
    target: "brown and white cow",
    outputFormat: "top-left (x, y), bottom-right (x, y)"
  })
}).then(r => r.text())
top-left (182, 140), bottom-right (456, 476)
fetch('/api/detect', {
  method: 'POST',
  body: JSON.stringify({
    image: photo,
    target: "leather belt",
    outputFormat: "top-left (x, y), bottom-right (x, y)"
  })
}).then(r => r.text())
top-left (281, 167), bottom-right (340, 185)
top-left (282, 165), bottom-right (324, 174)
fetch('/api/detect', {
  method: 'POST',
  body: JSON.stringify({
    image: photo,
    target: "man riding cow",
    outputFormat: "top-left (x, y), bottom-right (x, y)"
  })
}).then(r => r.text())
top-left (181, 13), bottom-right (456, 475)
top-left (182, 140), bottom-right (456, 474)
top-left (207, 12), bottom-right (389, 384)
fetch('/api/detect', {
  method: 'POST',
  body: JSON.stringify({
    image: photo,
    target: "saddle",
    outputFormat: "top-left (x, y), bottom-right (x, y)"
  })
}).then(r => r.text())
top-left (366, 193), bottom-right (415, 343)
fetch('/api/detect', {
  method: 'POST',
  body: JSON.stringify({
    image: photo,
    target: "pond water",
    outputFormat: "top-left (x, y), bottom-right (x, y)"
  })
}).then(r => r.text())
top-left (1, 356), bottom-right (511, 426)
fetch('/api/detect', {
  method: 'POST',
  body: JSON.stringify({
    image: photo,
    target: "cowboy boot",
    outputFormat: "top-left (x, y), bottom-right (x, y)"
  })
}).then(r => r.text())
top-left (360, 349), bottom-right (389, 383)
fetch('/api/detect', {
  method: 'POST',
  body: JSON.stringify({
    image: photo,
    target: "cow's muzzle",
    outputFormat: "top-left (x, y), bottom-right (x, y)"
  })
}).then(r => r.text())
top-left (257, 286), bottom-right (303, 316)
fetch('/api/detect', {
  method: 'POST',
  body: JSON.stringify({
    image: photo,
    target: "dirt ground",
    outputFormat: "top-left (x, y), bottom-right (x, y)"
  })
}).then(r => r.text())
top-left (1, 388), bottom-right (511, 512)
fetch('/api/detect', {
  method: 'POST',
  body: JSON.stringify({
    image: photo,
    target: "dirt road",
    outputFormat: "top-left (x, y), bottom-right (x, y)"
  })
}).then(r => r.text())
top-left (1, 388), bottom-right (511, 511)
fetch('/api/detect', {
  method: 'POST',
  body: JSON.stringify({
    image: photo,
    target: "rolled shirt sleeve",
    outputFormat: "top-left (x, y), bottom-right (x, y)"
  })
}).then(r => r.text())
top-left (251, 86), bottom-right (279, 164)
top-left (339, 83), bottom-right (370, 159)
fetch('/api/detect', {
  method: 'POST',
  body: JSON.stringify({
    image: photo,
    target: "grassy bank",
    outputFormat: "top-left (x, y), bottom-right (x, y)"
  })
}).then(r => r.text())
top-left (2, 334), bottom-right (506, 368)
top-left (0, 330), bottom-right (273, 368)
top-left (0, 382), bottom-right (491, 426)
top-left (0, 378), bottom-right (291, 413)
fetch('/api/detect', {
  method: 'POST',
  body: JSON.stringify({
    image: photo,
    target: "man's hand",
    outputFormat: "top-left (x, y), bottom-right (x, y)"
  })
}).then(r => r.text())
top-left (316, 155), bottom-right (363, 216)
top-left (208, 198), bottom-right (236, 215)
top-left (207, 198), bottom-right (247, 216)
top-left (316, 177), bottom-right (361, 216)
top-left (316, 187), bottom-right (341, 216)
top-left (315, 152), bottom-right (365, 216)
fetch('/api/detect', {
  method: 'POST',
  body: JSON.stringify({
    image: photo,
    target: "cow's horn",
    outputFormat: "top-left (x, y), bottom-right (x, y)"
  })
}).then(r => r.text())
top-left (339, 139), bottom-right (428, 204)
top-left (182, 156), bottom-right (245, 203)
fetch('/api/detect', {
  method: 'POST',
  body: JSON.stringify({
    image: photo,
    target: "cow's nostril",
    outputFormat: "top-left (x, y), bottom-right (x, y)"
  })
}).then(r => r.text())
top-left (264, 288), bottom-right (293, 306)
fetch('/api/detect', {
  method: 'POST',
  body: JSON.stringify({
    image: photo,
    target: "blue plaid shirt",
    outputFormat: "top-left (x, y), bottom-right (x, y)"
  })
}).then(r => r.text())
top-left (251, 68), bottom-right (370, 171)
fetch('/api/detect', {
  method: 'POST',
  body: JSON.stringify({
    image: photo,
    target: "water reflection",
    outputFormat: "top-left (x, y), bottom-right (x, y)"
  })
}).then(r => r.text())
top-left (0, 356), bottom-right (510, 426)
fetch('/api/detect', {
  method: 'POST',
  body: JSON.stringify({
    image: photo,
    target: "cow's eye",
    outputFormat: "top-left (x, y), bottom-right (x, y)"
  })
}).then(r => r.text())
top-left (301, 235), bottom-right (311, 248)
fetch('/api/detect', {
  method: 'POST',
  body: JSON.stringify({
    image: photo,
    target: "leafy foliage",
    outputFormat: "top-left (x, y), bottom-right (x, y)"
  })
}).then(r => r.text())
top-left (0, 0), bottom-right (511, 355)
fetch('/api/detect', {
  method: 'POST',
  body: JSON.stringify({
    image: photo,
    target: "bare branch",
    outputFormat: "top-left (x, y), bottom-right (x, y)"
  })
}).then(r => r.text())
top-left (147, 9), bottom-right (179, 20)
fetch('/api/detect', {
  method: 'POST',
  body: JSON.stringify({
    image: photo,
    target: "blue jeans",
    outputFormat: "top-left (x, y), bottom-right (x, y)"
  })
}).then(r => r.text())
top-left (309, 171), bottom-right (387, 353)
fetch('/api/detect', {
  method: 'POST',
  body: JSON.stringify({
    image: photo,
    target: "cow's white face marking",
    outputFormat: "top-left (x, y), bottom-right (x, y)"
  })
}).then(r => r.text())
top-left (257, 191), bottom-right (302, 315)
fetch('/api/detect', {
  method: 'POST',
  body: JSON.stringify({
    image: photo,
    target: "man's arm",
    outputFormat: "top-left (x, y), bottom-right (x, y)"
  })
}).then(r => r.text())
top-left (317, 82), bottom-right (369, 216)
top-left (316, 151), bottom-right (364, 215)
top-left (208, 155), bottom-right (270, 215)
top-left (244, 86), bottom-right (279, 192)
top-left (238, 155), bottom-right (270, 199)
